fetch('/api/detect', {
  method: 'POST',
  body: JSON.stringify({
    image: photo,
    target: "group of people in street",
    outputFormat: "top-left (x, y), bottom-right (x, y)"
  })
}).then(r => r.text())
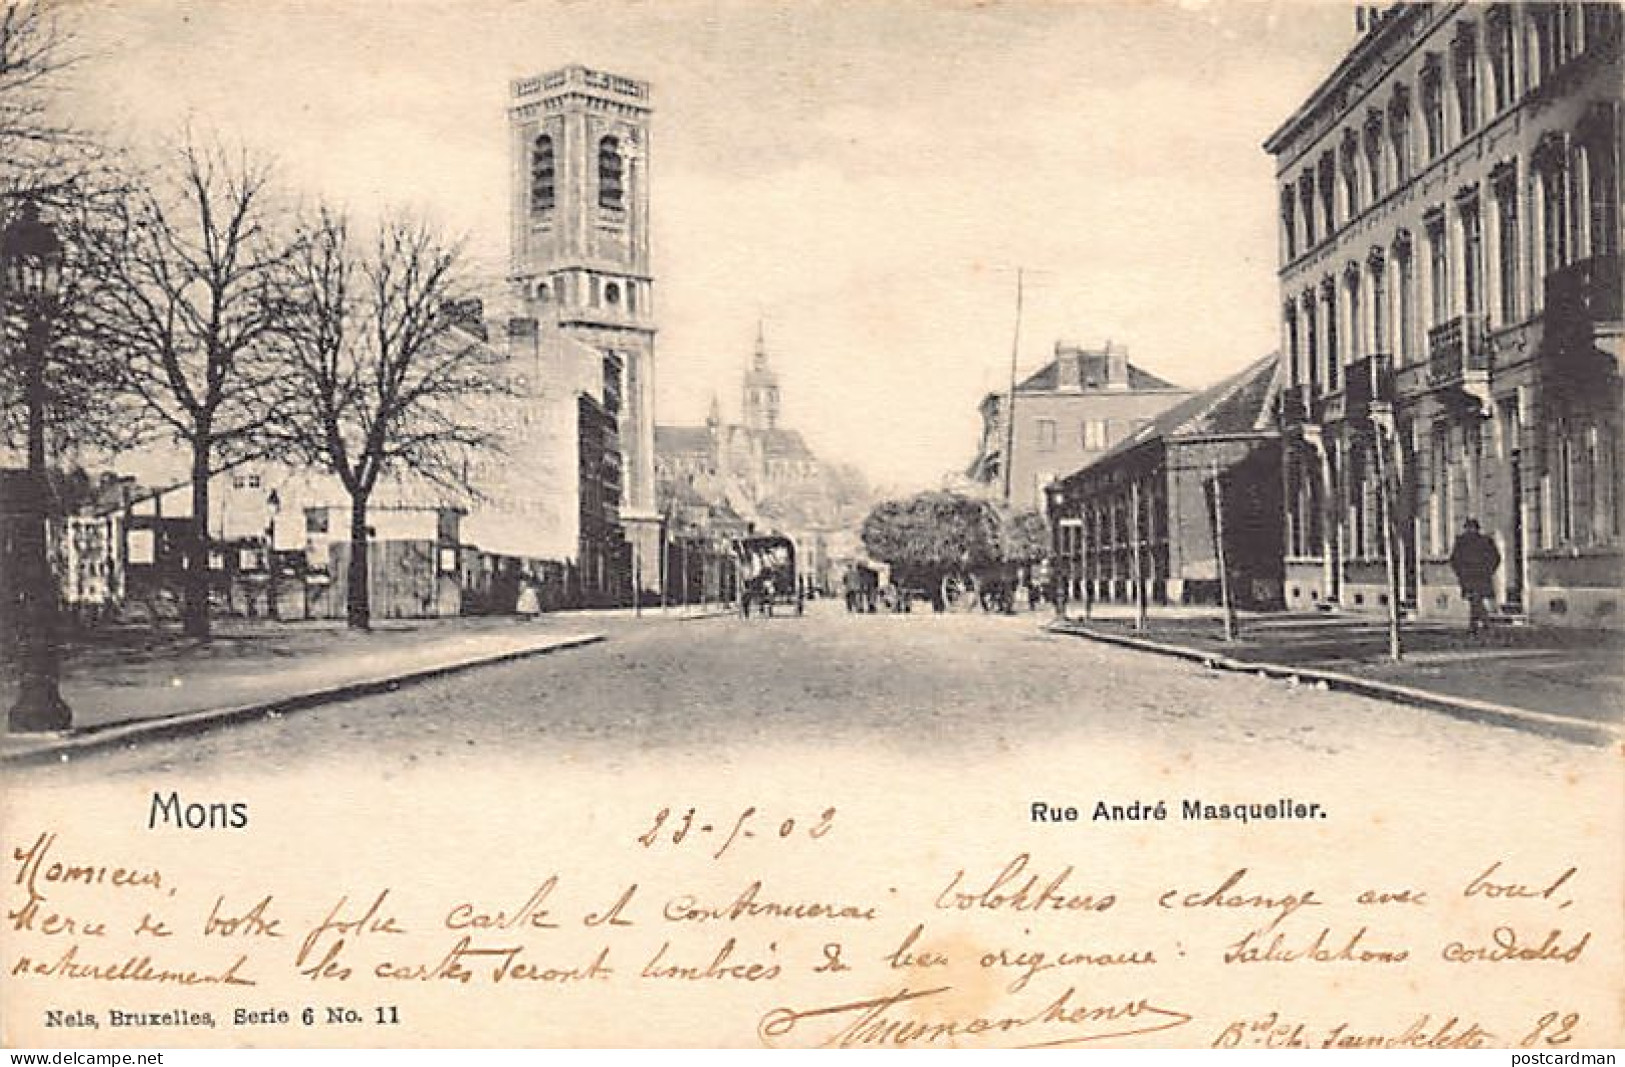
top-left (508, 520), bottom-right (1503, 632)
top-left (740, 573), bottom-right (779, 618)
top-left (842, 565), bottom-right (879, 613)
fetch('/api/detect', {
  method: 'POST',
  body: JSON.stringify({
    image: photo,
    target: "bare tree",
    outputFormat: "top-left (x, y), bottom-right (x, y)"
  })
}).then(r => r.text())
top-left (1, 174), bottom-right (137, 458)
top-left (82, 137), bottom-right (297, 637)
top-left (1, 3), bottom-right (128, 458)
top-left (274, 210), bottom-right (508, 630)
top-left (1, 2), bottom-right (96, 203)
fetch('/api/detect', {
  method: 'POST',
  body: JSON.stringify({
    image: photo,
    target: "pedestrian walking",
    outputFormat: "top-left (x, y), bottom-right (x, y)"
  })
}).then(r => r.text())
top-left (515, 573), bottom-right (542, 621)
top-left (1448, 518), bottom-right (1501, 634)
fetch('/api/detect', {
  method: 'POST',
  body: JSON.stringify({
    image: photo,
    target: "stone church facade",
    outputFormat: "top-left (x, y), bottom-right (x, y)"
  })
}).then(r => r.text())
top-left (655, 329), bottom-right (860, 591)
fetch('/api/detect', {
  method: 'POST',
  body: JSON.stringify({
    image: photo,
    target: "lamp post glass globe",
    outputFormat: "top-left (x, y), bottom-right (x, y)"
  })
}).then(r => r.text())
top-left (2, 204), bottom-right (63, 300)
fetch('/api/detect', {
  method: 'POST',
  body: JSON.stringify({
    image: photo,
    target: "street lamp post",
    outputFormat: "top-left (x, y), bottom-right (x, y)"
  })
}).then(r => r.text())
top-left (4, 204), bottom-right (71, 733)
top-left (266, 488), bottom-right (281, 622)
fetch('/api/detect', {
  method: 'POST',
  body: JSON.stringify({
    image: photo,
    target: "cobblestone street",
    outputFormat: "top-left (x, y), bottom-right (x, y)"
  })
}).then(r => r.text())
top-left (28, 600), bottom-right (1598, 785)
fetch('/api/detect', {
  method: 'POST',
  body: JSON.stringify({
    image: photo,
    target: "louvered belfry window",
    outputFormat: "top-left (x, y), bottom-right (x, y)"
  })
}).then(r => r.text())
top-left (599, 136), bottom-right (623, 209)
top-left (531, 134), bottom-right (555, 212)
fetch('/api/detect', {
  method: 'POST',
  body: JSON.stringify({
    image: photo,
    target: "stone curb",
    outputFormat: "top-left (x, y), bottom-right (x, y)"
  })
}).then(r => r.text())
top-left (1046, 621), bottom-right (1621, 748)
top-left (1, 632), bottom-right (605, 768)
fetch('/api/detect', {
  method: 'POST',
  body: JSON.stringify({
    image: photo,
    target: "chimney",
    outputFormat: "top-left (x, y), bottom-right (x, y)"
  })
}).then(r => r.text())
top-left (1105, 341), bottom-right (1130, 390)
top-left (1056, 343), bottom-right (1083, 392)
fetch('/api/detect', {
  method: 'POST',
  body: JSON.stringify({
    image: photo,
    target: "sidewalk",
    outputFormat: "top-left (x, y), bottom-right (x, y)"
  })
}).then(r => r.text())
top-left (0, 615), bottom-right (610, 765)
top-left (1049, 604), bottom-right (1624, 743)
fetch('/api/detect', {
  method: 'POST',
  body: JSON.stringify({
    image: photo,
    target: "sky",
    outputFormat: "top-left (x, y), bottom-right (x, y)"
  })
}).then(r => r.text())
top-left (60, 0), bottom-right (1357, 493)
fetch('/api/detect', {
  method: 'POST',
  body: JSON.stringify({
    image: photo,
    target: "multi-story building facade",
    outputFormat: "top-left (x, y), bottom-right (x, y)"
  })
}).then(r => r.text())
top-left (507, 65), bottom-right (662, 597)
top-left (1265, 3), bottom-right (1621, 627)
top-left (966, 341), bottom-right (1190, 512)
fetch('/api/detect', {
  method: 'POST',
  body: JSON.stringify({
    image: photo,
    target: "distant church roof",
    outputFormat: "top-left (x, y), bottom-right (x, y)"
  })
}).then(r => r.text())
top-left (655, 425), bottom-right (714, 456)
top-left (761, 428), bottom-right (814, 460)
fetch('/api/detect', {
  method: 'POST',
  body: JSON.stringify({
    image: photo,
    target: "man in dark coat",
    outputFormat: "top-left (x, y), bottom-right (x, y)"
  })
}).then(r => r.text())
top-left (1448, 518), bottom-right (1501, 634)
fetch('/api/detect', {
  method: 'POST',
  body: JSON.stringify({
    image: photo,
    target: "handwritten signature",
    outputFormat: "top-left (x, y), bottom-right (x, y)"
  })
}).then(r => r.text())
top-left (758, 984), bottom-right (1192, 1049)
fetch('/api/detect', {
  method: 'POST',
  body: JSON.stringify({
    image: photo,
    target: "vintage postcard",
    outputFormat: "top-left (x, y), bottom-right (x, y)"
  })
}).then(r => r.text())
top-left (2, 0), bottom-right (1622, 1051)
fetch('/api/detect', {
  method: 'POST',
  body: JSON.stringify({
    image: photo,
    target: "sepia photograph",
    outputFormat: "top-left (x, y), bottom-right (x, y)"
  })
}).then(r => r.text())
top-left (2, 0), bottom-right (1622, 1051)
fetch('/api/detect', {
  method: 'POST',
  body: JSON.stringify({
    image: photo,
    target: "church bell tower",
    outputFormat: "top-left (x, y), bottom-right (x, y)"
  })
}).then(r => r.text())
top-left (508, 65), bottom-right (660, 586)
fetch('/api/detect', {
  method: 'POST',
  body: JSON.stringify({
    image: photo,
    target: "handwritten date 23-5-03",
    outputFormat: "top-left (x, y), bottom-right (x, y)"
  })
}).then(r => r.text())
top-left (637, 806), bottom-right (837, 859)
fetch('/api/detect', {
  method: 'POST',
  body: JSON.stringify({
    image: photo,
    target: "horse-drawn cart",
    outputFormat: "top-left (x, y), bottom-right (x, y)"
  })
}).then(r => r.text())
top-left (732, 535), bottom-right (802, 617)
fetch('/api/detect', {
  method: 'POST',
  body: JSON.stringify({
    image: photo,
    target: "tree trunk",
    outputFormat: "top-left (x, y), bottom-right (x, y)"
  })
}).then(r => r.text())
top-left (347, 495), bottom-right (371, 631)
top-left (182, 443), bottom-right (212, 638)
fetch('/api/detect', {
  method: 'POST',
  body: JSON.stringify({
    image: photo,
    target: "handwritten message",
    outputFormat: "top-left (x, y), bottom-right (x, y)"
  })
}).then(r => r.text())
top-left (4, 794), bottom-right (1615, 1049)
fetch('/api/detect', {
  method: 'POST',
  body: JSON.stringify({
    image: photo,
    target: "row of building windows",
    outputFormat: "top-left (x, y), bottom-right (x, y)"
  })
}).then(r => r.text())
top-left (1033, 417), bottom-right (1145, 451)
top-left (529, 133), bottom-right (627, 213)
top-left (1285, 411), bottom-right (1620, 560)
top-left (1282, 119), bottom-right (1618, 391)
top-left (1279, 2), bottom-right (1619, 266)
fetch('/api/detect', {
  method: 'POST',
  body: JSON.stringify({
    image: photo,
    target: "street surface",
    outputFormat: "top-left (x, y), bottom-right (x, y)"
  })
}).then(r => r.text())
top-left (26, 599), bottom-right (1594, 784)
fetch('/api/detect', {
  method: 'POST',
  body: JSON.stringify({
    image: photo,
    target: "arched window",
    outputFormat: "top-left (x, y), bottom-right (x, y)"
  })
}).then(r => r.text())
top-left (1453, 24), bottom-right (1480, 137)
top-left (530, 134), bottom-right (555, 212)
top-left (598, 136), bottom-right (623, 209)
top-left (1281, 187), bottom-right (1298, 261)
top-left (1421, 55), bottom-right (1445, 159)
top-left (1341, 132), bottom-right (1361, 218)
top-left (1364, 111), bottom-right (1385, 201)
top-left (1389, 84), bottom-right (1413, 184)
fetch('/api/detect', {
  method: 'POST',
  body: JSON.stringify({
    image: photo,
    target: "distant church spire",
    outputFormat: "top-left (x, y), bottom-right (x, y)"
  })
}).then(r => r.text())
top-left (706, 391), bottom-right (722, 429)
top-left (742, 321), bottom-right (780, 432)
top-left (752, 319), bottom-right (769, 372)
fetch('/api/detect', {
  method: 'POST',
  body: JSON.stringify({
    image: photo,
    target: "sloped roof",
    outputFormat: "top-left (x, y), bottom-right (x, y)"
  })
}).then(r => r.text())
top-left (1080, 353), bottom-right (1282, 470)
top-left (762, 428), bottom-right (814, 460)
top-left (655, 425), bottom-right (714, 456)
top-left (1016, 354), bottom-right (1181, 393)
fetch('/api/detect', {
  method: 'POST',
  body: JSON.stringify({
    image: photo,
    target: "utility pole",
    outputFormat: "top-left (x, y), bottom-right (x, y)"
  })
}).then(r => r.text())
top-left (1211, 458), bottom-right (1236, 642)
top-left (1374, 422), bottom-right (1404, 660)
top-left (632, 539), bottom-right (642, 618)
top-left (1001, 267), bottom-right (1025, 504)
top-left (1083, 507), bottom-right (1094, 622)
top-left (1131, 478), bottom-right (1147, 633)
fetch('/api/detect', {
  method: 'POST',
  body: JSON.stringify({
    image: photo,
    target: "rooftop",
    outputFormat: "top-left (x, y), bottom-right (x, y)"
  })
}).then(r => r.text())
top-left (1063, 353), bottom-right (1283, 476)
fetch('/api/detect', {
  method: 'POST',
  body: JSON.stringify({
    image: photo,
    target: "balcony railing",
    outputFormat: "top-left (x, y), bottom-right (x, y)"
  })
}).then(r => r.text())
top-left (1344, 352), bottom-right (1395, 416)
top-left (1427, 314), bottom-right (1489, 387)
top-left (1545, 253), bottom-right (1623, 330)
